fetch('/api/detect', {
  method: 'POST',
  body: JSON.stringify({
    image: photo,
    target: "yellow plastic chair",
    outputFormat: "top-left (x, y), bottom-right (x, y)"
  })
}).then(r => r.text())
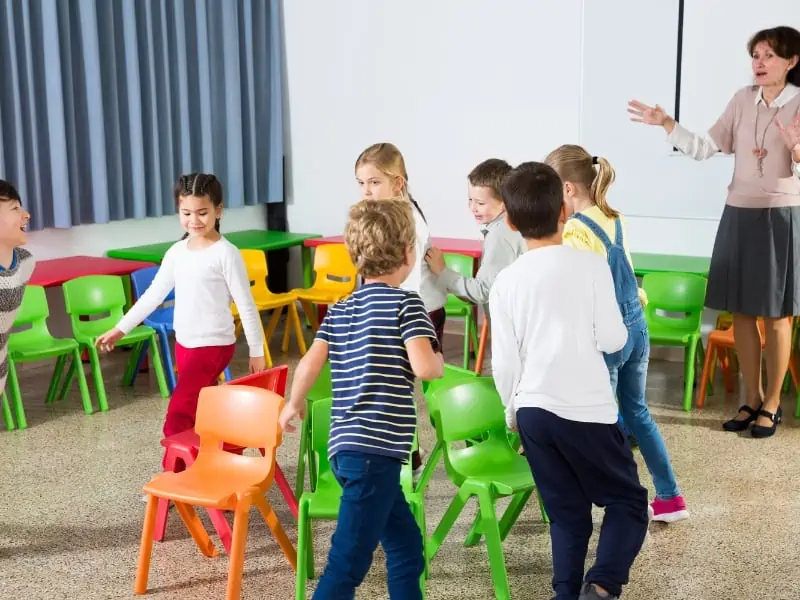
top-left (232, 250), bottom-right (307, 368)
top-left (289, 244), bottom-right (357, 331)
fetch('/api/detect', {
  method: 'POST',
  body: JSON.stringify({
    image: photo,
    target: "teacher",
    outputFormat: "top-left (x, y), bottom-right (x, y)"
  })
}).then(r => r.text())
top-left (628, 25), bottom-right (800, 438)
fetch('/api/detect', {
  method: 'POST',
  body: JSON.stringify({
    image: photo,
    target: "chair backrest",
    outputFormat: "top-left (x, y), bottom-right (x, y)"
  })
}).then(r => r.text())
top-left (62, 275), bottom-right (127, 332)
top-left (225, 365), bottom-right (289, 397)
top-left (421, 364), bottom-right (477, 397)
top-left (310, 397), bottom-right (334, 481)
top-left (311, 244), bottom-right (358, 296)
top-left (131, 266), bottom-right (175, 303)
top-left (642, 272), bottom-right (707, 332)
top-left (11, 285), bottom-right (52, 344)
top-left (443, 253), bottom-right (474, 278)
top-left (306, 361), bottom-right (332, 401)
top-left (195, 385), bottom-right (284, 455)
top-left (240, 249), bottom-right (271, 298)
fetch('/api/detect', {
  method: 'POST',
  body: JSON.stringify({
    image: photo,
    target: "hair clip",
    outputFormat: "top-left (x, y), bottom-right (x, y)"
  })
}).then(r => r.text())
top-left (592, 156), bottom-right (599, 165)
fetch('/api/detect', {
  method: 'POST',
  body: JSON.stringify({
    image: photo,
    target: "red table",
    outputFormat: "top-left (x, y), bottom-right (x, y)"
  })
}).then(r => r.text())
top-left (304, 235), bottom-right (483, 258)
top-left (30, 255), bottom-right (156, 287)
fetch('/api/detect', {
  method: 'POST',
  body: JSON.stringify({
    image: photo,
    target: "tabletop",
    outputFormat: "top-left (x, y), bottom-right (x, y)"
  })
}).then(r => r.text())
top-left (30, 256), bottom-right (157, 287)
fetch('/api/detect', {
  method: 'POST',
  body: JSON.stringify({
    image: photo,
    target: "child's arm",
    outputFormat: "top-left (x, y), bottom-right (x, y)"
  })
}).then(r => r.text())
top-left (222, 247), bottom-right (266, 371)
top-left (488, 283), bottom-right (521, 429)
top-left (399, 294), bottom-right (444, 380)
top-left (593, 261), bottom-right (628, 353)
top-left (97, 249), bottom-right (177, 350)
top-left (279, 339), bottom-right (329, 432)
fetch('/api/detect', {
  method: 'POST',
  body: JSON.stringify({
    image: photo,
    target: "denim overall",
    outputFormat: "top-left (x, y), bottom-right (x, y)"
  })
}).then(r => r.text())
top-left (571, 213), bottom-right (679, 499)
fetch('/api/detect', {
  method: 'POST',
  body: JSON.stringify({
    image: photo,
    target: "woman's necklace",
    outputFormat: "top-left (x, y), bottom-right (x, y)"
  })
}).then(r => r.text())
top-left (753, 103), bottom-right (780, 177)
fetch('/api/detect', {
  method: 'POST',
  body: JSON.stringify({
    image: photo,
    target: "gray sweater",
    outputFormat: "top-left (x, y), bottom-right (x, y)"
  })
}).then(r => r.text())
top-left (436, 212), bottom-right (526, 315)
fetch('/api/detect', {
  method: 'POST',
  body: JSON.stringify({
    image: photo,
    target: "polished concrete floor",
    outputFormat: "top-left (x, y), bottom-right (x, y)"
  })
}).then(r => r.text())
top-left (3, 324), bottom-right (800, 600)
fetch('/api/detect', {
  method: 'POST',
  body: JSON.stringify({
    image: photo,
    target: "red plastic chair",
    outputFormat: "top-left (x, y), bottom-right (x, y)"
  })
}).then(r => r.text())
top-left (154, 366), bottom-right (298, 554)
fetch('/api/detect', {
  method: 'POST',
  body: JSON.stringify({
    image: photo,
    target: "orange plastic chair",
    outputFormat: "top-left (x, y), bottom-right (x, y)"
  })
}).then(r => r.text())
top-left (289, 244), bottom-right (357, 331)
top-left (232, 250), bottom-right (307, 366)
top-left (135, 385), bottom-right (297, 599)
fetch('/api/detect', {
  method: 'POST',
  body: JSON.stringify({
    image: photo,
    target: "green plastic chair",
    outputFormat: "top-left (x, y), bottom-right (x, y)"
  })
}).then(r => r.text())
top-left (427, 379), bottom-right (548, 600)
top-left (295, 361), bottom-right (332, 499)
top-left (61, 275), bottom-right (169, 412)
top-left (443, 253), bottom-right (479, 369)
top-left (642, 272), bottom-right (707, 411)
top-left (296, 397), bottom-right (427, 599)
top-left (5, 286), bottom-right (93, 429)
top-left (1, 391), bottom-right (13, 430)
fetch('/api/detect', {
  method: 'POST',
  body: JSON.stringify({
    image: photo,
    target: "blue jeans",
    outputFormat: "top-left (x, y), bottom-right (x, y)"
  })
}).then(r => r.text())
top-left (608, 324), bottom-right (680, 500)
top-left (313, 451), bottom-right (424, 600)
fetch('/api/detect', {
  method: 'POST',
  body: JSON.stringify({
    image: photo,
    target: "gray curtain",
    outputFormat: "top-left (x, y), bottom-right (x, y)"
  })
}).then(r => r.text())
top-left (0, 0), bottom-right (284, 230)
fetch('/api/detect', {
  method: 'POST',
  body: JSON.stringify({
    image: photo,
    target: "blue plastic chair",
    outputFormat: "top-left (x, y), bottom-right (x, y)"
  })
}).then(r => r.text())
top-left (129, 266), bottom-right (231, 392)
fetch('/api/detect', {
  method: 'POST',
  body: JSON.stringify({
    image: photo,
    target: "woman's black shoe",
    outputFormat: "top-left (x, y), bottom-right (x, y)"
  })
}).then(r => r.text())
top-left (751, 406), bottom-right (782, 438)
top-left (722, 404), bottom-right (761, 432)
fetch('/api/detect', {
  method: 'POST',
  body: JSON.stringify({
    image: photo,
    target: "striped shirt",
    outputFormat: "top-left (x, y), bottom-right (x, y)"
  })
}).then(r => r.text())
top-left (0, 247), bottom-right (36, 395)
top-left (316, 283), bottom-right (438, 461)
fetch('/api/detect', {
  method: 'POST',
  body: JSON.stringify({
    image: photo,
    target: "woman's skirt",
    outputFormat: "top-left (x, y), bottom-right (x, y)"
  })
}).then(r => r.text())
top-left (706, 204), bottom-right (800, 318)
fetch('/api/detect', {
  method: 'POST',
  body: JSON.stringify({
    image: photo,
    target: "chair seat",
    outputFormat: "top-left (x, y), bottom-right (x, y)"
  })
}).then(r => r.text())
top-left (161, 428), bottom-right (200, 451)
top-left (75, 321), bottom-right (154, 344)
top-left (145, 308), bottom-right (174, 329)
top-left (289, 287), bottom-right (347, 304)
top-left (303, 472), bottom-right (343, 519)
top-left (253, 291), bottom-right (298, 309)
top-left (449, 445), bottom-right (534, 494)
top-left (9, 336), bottom-right (78, 360)
top-left (647, 322), bottom-right (698, 346)
top-left (445, 296), bottom-right (471, 316)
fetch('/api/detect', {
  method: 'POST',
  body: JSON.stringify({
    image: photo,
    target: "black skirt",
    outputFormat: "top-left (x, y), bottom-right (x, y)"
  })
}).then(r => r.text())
top-left (706, 205), bottom-right (800, 318)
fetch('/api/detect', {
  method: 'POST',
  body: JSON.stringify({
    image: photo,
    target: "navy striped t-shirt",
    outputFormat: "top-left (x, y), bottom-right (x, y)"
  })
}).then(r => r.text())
top-left (315, 282), bottom-right (438, 462)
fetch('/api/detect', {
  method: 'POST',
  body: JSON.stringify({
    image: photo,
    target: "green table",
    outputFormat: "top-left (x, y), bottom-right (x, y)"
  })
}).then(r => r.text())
top-left (632, 252), bottom-right (710, 277)
top-left (107, 230), bottom-right (322, 287)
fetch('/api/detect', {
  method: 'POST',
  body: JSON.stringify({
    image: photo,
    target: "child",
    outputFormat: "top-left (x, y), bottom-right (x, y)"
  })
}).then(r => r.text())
top-left (0, 180), bottom-right (35, 397)
top-left (545, 144), bottom-right (688, 524)
top-left (96, 173), bottom-right (266, 443)
top-left (425, 158), bottom-right (526, 316)
top-left (355, 142), bottom-right (446, 475)
top-left (490, 162), bottom-right (648, 600)
top-left (279, 198), bottom-right (443, 599)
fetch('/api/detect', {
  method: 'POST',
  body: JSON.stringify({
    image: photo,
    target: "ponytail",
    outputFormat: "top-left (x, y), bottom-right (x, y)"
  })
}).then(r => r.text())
top-left (590, 157), bottom-right (619, 219)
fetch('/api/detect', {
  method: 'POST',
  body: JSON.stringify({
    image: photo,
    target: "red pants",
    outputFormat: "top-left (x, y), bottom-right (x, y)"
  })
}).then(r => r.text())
top-left (163, 342), bottom-right (236, 438)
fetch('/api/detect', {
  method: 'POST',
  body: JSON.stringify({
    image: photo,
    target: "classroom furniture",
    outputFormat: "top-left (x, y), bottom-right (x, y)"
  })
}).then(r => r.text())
top-left (135, 385), bottom-right (297, 600)
top-left (295, 397), bottom-right (426, 599)
top-left (294, 362), bottom-right (332, 499)
top-left (154, 367), bottom-right (297, 552)
top-left (474, 318), bottom-right (490, 375)
top-left (106, 230), bottom-right (322, 287)
top-left (304, 235), bottom-right (483, 259)
top-left (642, 273), bottom-right (708, 411)
top-left (61, 275), bottom-right (170, 411)
top-left (426, 379), bottom-right (548, 600)
top-left (631, 252), bottom-right (710, 277)
top-left (5, 286), bottom-right (93, 428)
top-left (1, 391), bottom-right (13, 430)
top-left (288, 244), bottom-right (358, 331)
top-left (442, 253), bottom-right (480, 369)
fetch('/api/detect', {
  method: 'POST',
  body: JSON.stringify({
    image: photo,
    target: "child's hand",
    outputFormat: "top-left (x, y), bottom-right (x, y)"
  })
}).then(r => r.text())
top-left (96, 328), bottom-right (124, 352)
top-left (279, 400), bottom-right (306, 433)
top-left (249, 356), bottom-right (267, 374)
top-left (424, 247), bottom-right (446, 275)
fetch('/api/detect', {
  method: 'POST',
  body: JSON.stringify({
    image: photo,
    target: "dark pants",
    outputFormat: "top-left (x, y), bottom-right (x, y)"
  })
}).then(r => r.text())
top-left (517, 408), bottom-right (648, 599)
top-left (427, 307), bottom-right (446, 352)
top-left (313, 451), bottom-right (424, 599)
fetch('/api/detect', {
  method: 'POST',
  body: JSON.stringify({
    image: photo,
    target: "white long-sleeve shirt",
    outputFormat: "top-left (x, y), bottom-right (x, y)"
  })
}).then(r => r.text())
top-left (489, 245), bottom-right (627, 428)
top-left (401, 202), bottom-right (447, 313)
top-left (116, 238), bottom-right (265, 357)
top-left (668, 83), bottom-right (800, 180)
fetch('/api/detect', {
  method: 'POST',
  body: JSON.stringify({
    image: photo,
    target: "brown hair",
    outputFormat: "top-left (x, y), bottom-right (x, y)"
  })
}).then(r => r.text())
top-left (344, 197), bottom-right (416, 278)
top-left (468, 158), bottom-right (512, 202)
top-left (748, 26), bottom-right (800, 87)
top-left (544, 145), bottom-right (618, 219)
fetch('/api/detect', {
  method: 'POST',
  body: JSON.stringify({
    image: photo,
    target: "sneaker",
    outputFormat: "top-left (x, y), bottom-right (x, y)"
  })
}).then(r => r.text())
top-left (578, 582), bottom-right (618, 599)
top-left (650, 495), bottom-right (689, 523)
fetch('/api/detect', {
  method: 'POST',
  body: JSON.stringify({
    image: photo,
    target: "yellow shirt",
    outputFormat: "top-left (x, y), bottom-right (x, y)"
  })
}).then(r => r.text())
top-left (562, 205), bottom-right (648, 305)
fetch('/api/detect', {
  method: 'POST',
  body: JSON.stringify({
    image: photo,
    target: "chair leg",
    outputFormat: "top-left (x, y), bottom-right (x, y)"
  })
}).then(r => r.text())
top-left (696, 340), bottom-right (716, 409)
top-left (226, 501), bottom-right (251, 600)
top-left (207, 509), bottom-right (234, 555)
top-left (148, 334), bottom-right (170, 398)
top-left (299, 300), bottom-right (319, 331)
top-left (427, 488), bottom-right (470, 562)
top-left (474, 318), bottom-right (490, 375)
top-left (134, 495), bottom-right (159, 595)
top-left (476, 490), bottom-right (512, 600)
top-left (45, 355), bottom-right (67, 404)
top-left (274, 463), bottom-right (299, 519)
top-left (157, 329), bottom-right (177, 393)
top-left (462, 312), bottom-right (471, 370)
top-left (71, 348), bottom-right (94, 415)
top-left (7, 358), bottom-right (26, 429)
top-left (295, 415), bottom-right (310, 500)
top-left (414, 440), bottom-right (443, 495)
top-left (296, 499), bottom-right (311, 599)
top-left (498, 490), bottom-right (532, 542)
top-left (1, 391), bottom-right (14, 430)
top-left (123, 341), bottom-right (145, 386)
top-left (289, 303), bottom-right (308, 355)
top-left (683, 337), bottom-right (699, 412)
top-left (173, 501), bottom-right (218, 558)
top-left (254, 494), bottom-right (297, 570)
top-left (264, 307), bottom-right (282, 345)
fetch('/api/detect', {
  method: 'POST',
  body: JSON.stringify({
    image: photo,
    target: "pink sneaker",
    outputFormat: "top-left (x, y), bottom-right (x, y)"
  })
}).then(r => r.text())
top-left (650, 496), bottom-right (689, 523)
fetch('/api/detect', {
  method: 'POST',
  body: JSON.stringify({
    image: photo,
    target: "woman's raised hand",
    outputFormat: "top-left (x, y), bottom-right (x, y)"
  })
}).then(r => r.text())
top-left (776, 116), bottom-right (800, 152)
top-left (627, 100), bottom-right (670, 127)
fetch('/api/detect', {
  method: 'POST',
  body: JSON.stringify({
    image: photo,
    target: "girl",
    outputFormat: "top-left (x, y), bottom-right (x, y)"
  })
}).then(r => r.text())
top-left (545, 145), bottom-right (688, 524)
top-left (354, 143), bottom-right (447, 476)
top-left (96, 173), bottom-right (266, 443)
top-left (629, 26), bottom-right (800, 439)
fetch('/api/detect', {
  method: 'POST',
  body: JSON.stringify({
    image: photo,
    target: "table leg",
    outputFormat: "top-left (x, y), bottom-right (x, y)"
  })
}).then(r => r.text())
top-left (301, 245), bottom-right (313, 289)
top-left (125, 274), bottom-right (149, 372)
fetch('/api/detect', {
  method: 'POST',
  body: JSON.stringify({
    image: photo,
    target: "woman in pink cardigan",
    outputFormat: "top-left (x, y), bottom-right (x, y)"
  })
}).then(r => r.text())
top-left (629, 26), bottom-right (800, 438)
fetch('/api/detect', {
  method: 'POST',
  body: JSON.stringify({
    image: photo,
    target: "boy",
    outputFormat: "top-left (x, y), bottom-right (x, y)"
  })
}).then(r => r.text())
top-left (0, 180), bottom-right (34, 398)
top-left (279, 197), bottom-right (443, 599)
top-left (489, 163), bottom-right (648, 600)
top-left (425, 158), bottom-right (525, 315)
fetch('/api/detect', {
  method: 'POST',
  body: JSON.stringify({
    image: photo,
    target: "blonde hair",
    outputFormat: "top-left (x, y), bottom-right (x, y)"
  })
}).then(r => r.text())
top-left (355, 142), bottom-right (410, 199)
top-left (544, 144), bottom-right (618, 219)
top-left (344, 197), bottom-right (416, 278)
